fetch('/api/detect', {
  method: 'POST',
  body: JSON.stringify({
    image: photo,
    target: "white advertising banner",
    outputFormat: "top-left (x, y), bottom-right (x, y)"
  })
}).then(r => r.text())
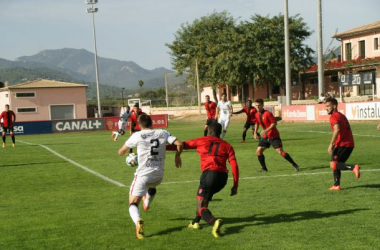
top-left (345, 102), bottom-right (380, 120)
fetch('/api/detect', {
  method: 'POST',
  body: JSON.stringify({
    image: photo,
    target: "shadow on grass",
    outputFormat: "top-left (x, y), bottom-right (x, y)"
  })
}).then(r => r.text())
top-left (345, 184), bottom-right (380, 190)
top-left (0, 161), bottom-right (64, 168)
top-left (223, 208), bottom-right (368, 235)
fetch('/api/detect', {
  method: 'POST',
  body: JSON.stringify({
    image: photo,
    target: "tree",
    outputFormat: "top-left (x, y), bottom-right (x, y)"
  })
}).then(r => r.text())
top-left (244, 14), bottom-right (314, 98)
top-left (138, 80), bottom-right (144, 88)
top-left (166, 11), bottom-right (237, 102)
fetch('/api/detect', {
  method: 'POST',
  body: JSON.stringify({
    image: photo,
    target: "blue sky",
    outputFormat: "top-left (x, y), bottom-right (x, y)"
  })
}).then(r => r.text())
top-left (0, 0), bottom-right (379, 70)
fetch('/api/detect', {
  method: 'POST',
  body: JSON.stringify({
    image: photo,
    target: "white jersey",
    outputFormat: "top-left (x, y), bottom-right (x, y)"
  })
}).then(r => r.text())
top-left (125, 129), bottom-right (177, 176)
top-left (120, 111), bottom-right (132, 122)
top-left (217, 100), bottom-right (232, 119)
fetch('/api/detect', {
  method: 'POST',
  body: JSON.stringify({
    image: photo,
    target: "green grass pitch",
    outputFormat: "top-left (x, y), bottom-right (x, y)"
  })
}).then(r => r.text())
top-left (1, 118), bottom-right (380, 249)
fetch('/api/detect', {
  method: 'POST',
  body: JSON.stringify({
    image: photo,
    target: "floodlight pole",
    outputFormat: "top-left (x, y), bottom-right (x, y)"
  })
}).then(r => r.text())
top-left (284, 0), bottom-right (292, 105)
top-left (86, 0), bottom-right (102, 118)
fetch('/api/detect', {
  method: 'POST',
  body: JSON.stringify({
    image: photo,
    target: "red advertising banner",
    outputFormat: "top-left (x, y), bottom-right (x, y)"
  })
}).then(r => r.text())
top-left (314, 104), bottom-right (346, 121)
top-left (104, 114), bottom-right (168, 131)
top-left (282, 105), bottom-right (307, 121)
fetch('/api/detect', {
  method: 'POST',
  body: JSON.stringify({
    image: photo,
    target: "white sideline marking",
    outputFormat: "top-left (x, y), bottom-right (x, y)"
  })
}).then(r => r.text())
top-left (161, 168), bottom-right (380, 185)
top-left (18, 140), bottom-right (126, 188)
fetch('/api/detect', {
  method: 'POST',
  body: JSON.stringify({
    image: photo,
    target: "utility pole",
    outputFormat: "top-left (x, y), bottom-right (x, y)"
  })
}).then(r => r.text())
top-left (195, 58), bottom-right (201, 115)
top-left (317, 0), bottom-right (325, 97)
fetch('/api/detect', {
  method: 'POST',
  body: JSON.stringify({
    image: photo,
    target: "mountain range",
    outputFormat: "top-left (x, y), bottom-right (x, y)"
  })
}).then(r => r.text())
top-left (0, 48), bottom-right (174, 90)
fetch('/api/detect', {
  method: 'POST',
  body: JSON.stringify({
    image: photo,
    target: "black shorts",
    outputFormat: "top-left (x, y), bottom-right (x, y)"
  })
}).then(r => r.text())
top-left (331, 147), bottom-right (353, 163)
top-left (206, 119), bottom-right (217, 126)
top-left (1, 126), bottom-right (13, 133)
top-left (244, 122), bottom-right (255, 130)
top-left (197, 170), bottom-right (228, 201)
top-left (258, 137), bottom-right (283, 149)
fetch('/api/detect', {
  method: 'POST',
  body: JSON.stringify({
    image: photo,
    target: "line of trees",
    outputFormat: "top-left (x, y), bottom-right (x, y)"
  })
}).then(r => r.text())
top-left (166, 11), bottom-right (315, 101)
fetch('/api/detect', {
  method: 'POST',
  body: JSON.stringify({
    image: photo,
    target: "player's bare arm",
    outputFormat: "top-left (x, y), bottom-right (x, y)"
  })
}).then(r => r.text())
top-left (254, 123), bottom-right (259, 139)
top-left (328, 123), bottom-right (340, 154)
top-left (173, 140), bottom-right (183, 168)
top-left (229, 105), bottom-right (233, 117)
top-left (260, 122), bottom-right (277, 137)
top-left (118, 144), bottom-right (130, 156)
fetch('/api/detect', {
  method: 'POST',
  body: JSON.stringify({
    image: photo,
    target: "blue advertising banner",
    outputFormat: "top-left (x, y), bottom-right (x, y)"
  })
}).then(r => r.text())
top-left (11, 121), bottom-right (53, 135)
top-left (52, 118), bottom-right (105, 133)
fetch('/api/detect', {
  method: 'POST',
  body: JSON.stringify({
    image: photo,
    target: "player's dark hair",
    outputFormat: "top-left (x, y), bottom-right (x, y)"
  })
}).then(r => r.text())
top-left (205, 95), bottom-right (210, 98)
top-left (255, 98), bottom-right (264, 105)
top-left (208, 122), bottom-right (222, 137)
top-left (5, 104), bottom-right (9, 108)
top-left (325, 97), bottom-right (338, 106)
top-left (133, 103), bottom-right (139, 108)
top-left (138, 114), bottom-right (153, 128)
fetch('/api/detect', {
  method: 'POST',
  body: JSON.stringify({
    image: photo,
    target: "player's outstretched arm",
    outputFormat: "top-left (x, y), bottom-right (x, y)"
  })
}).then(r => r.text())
top-left (228, 148), bottom-right (239, 196)
top-left (173, 140), bottom-right (183, 168)
top-left (118, 144), bottom-right (130, 156)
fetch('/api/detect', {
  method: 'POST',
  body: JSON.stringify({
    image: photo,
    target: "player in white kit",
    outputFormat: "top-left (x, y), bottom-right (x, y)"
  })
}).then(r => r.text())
top-left (118, 114), bottom-right (183, 240)
top-left (112, 106), bottom-right (132, 142)
top-left (216, 93), bottom-right (233, 139)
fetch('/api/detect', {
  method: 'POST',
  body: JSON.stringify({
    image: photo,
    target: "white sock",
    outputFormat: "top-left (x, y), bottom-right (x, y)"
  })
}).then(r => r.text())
top-left (221, 132), bottom-right (226, 139)
top-left (144, 193), bottom-right (155, 208)
top-left (114, 132), bottom-right (120, 141)
top-left (129, 204), bottom-right (141, 225)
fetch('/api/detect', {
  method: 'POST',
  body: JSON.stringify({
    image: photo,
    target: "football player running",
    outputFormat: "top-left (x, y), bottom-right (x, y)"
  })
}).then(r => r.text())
top-left (118, 114), bottom-right (183, 239)
top-left (216, 93), bottom-right (233, 139)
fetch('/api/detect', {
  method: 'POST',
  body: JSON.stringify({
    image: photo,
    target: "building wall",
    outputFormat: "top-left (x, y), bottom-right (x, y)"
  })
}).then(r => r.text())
top-left (9, 87), bottom-right (87, 122)
top-left (342, 33), bottom-right (380, 60)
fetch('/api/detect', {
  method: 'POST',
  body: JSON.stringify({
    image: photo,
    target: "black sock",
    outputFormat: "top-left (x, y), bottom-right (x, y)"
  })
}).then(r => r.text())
top-left (204, 129), bottom-right (208, 136)
top-left (283, 153), bottom-right (296, 166)
top-left (258, 155), bottom-right (267, 170)
top-left (201, 208), bottom-right (215, 225)
top-left (242, 131), bottom-right (247, 141)
top-left (333, 170), bottom-right (341, 186)
top-left (192, 216), bottom-right (201, 224)
top-left (11, 136), bottom-right (15, 144)
top-left (129, 148), bottom-right (133, 154)
top-left (2, 136), bottom-right (5, 143)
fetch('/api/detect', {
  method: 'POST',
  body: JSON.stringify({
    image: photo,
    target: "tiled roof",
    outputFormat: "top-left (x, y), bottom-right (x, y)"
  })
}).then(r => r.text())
top-left (7, 79), bottom-right (88, 89)
top-left (333, 20), bottom-right (380, 39)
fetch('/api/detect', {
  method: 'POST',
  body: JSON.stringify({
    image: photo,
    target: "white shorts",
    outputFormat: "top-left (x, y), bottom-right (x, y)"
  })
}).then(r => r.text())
top-left (218, 117), bottom-right (230, 130)
top-left (118, 120), bottom-right (126, 131)
top-left (129, 173), bottom-right (163, 197)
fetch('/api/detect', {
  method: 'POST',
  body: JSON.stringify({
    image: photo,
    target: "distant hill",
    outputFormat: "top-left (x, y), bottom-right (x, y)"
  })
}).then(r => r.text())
top-left (15, 48), bottom-right (173, 89)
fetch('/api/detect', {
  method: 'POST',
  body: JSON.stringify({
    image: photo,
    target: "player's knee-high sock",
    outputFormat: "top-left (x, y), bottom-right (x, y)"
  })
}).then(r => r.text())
top-left (129, 148), bottom-right (133, 153)
top-left (242, 131), bottom-right (247, 141)
top-left (333, 170), bottom-right (341, 186)
top-left (2, 135), bottom-right (5, 143)
top-left (204, 129), bottom-right (208, 136)
top-left (129, 203), bottom-right (141, 225)
top-left (258, 153), bottom-right (267, 170)
top-left (336, 162), bottom-right (354, 170)
top-left (192, 215), bottom-right (202, 224)
top-left (199, 207), bottom-right (216, 225)
top-left (281, 152), bottom-right (297, 166)
top-left (11, 135), bottom-right (15, 144)
top-left (221, 131), bottom-right (226, 139)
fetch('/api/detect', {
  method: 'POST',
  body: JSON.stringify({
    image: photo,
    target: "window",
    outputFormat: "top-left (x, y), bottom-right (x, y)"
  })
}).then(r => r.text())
top-left (16, 92), bottom-right (35, 98)
top-left (359, 40), bottom-right (366, 59)
top-left (272, 85), bottom-right (280, 94)
top-left (310, 78), bottom-right (318, 84)
top-left (345, 43), bottom-right (352, 60)
top-left (17, 107), bottom-right (37, 113)
top-left (331, 75), bottom-right (338, 82)
top-left (375, 38), bottom-right (379, 50)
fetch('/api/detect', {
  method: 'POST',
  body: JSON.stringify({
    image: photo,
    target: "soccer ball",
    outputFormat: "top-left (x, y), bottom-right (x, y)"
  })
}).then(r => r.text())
top-left (126, 153), bottom-right (138, 167)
